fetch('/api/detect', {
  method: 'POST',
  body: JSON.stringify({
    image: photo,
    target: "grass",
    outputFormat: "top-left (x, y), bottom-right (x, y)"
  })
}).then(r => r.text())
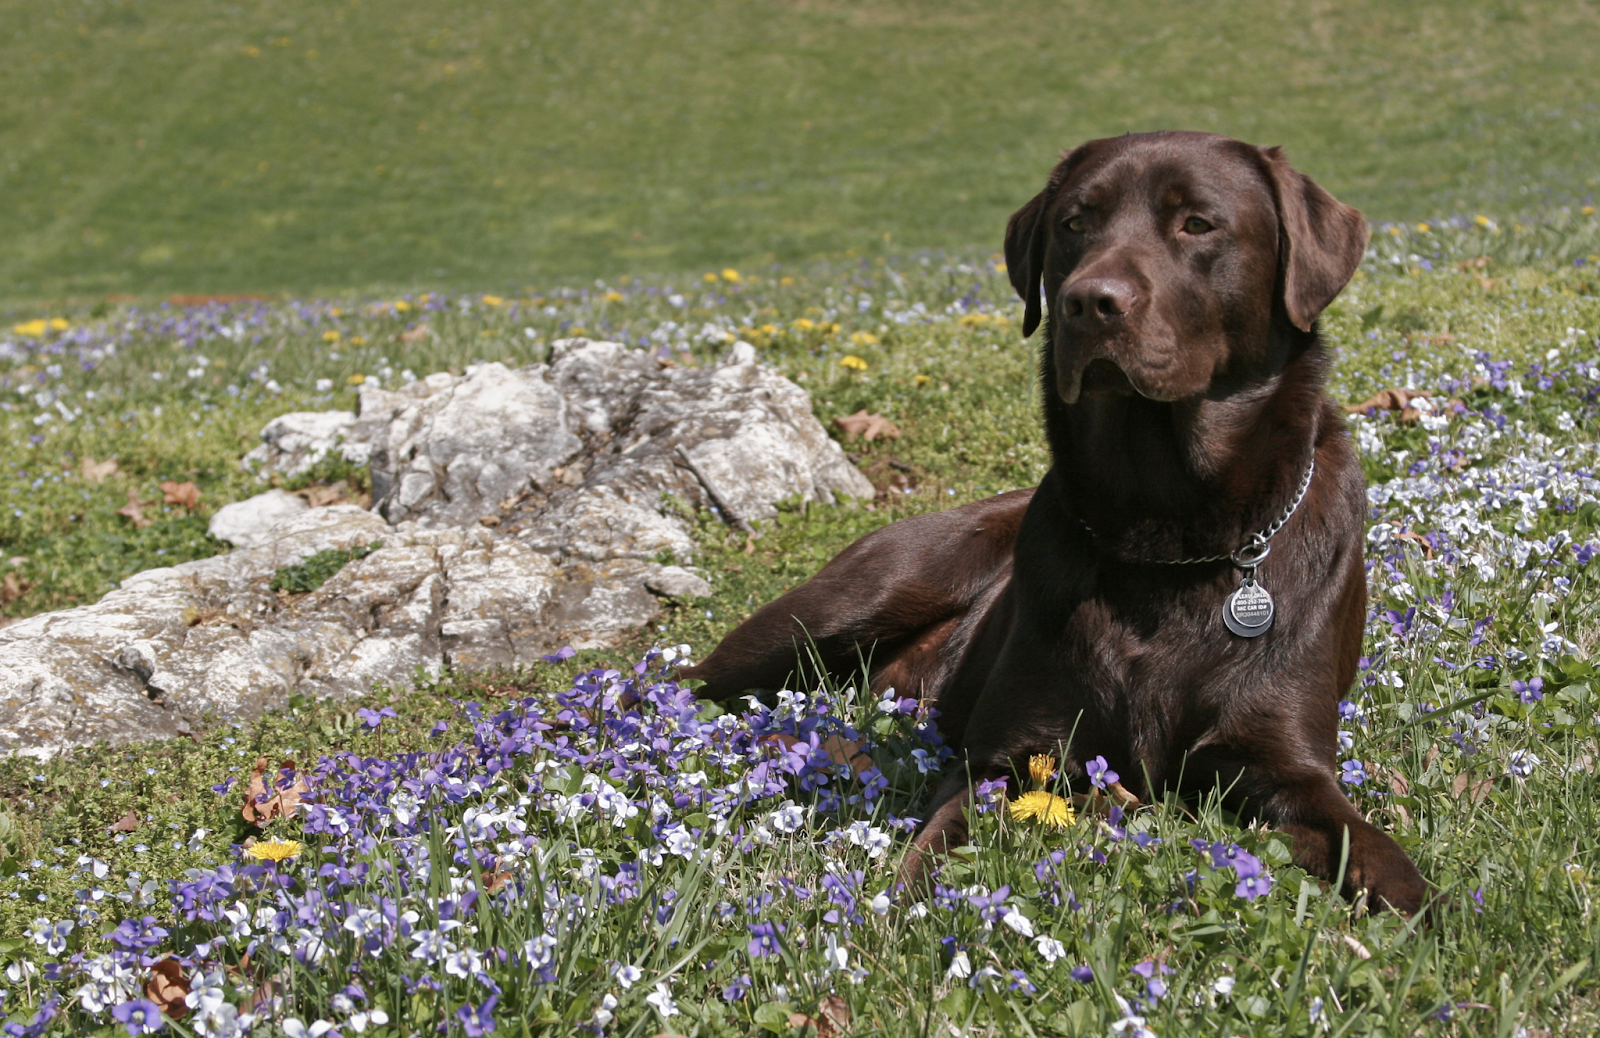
top-left (0, 219), bottom-right (1598, 1033)
top-left (268, 543), bottom-right (380, 595)
top-left (3, 0), bottom-right (1600, 298)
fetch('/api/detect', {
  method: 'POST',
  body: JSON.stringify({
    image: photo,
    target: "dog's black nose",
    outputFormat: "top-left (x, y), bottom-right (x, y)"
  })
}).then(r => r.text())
top-left (1062, 277), bottom-right (1137, 321)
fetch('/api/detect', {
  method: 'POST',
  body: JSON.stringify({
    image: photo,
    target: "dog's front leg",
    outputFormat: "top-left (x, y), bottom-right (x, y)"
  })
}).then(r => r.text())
top-left (1265, 772), bottom-right (1428, 916)
top-left (895, 765), bottom-right (1006, 893)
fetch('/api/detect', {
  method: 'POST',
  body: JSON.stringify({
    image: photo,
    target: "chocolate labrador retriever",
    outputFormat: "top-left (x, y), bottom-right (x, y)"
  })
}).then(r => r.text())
top-left (681, 131), bottom-right (1426, 914)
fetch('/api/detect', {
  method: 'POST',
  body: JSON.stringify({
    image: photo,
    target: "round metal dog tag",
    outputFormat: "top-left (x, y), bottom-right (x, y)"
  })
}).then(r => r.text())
top-left (1224, 581), bottom-right (1274, 637)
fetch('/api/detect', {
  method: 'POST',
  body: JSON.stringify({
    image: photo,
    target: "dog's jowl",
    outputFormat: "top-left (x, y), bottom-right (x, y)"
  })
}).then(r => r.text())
top-left (681, 131), bottom-right (1427, 915)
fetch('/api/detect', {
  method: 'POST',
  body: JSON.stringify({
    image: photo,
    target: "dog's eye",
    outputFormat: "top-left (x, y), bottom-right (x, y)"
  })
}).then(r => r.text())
top-left (1183, 216), bottom-right (1214, 235)
top-left (1065, 215), bottom-right (1087, 233)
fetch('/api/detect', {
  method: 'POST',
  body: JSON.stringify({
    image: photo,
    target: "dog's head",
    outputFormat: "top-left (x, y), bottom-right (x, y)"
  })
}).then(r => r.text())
top-left (1005, 132), bottom-right (1367, 405)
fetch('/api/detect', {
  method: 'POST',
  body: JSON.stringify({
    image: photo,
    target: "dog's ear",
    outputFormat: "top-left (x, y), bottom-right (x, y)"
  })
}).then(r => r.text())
top-left (1004, 187), bottom-right (1051, 338)
top-left (1260, 146), bottom-right (1369, 332)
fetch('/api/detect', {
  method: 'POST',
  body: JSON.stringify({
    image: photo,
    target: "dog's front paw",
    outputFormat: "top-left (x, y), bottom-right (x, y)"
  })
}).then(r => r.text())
top-left (1345, 833), bottom-right (1427, 916)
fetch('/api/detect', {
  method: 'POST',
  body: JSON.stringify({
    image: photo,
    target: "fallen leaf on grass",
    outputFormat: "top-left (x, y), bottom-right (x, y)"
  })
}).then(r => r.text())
top-left (0, 571), bottom-right (33, 605)
top-left (300, 482), bottom-right (349, 508)
top-left (1388, 769), bottom-right (1410, 797)
top-left (759, 733), bottom-right (875, 777)
top-left (1070, 780), bottom-right (1143, 816)
top-left (482, 870), bottom-right (513, 894)
top-left (161, 480), bottom-right (201, 509)
top-left (834, 410), bottom-right (901, 442)
top-left (116, 489), bottom-right (155, 528)
top-left (399, 323), bottom-right (431, 343)
top-left (81, 456), bottom-right (119, 483)
top-left (109, 809), bottom-right (141, 832)
top-left (242, 757), bottom-right (310, 825)
top-left (789, 993), bottom-right (852, 1037)
top-left (243, 975), bottom-right (279, 1014)
top-left (145, 958), bottom-right (190, 1019)
top-left (1345, 388), bottom-right (1429, 421)
top-left (1395, 531), bottom-right (1434, 559)
top-left (1450, 772), bottom-right (1494, 804)
top-left (1345, 388), bottom-right (1465, 423)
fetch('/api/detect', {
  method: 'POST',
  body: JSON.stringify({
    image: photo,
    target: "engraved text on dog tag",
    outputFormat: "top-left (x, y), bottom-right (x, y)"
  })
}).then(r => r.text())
top-left (1224, 579), bottom-right (1274, 637)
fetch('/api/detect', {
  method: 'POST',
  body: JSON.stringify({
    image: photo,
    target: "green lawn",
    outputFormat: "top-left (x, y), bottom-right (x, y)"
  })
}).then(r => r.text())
top-left (2, 227), bottom-right (1600, 1034)
top-left (3, 0), bottom-right (1600, 299)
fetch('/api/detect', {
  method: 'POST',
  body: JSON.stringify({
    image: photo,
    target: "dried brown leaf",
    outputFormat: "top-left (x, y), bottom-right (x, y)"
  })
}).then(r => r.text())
top-left (161, 480), bottom-right (201, 509)
top-left (1388, 770), bottom-right (1410, 797)
top-left (1423, 744), bottom-right (1440, 772)
top-left (821, 735), bottom-right (874, 777)
top-left (1450, 772), bottom-right (1494, 804)
top-left (1394, 531), bottom-right (1434, 559)
top-left (242, 757), bottom-right (310, 825)
top-left (834, 409), bottom-right (901, 442)
top-left (399, 323), bottom-right (431, 343)
top-left (109, 809), bottom-right (141, 833)
top-left (1071, 779), bottom-right (1144, 816)
top-left (1345, 388), bottom-right (1429, 421)
top-left (787, 996), bottom-right (852, 1038)
top-left (81, 456), bottom-right (119, 483)
top-left (116, 489), bottom-right (154, 528)
top-left (146, 958), bottom-right (190, 1019)
top-left (482, 870), bottom-right (513, 894)
top-left (759, 733), bottom-right (875, 776)
top-left (0, 571), bottom-right (33, 605)
top-left (300, 483), bottom-right (347, 508)
top-left (243, 975), bottom-right (278, 1014)
top-left (816, 994), bottom-right (851, 1035)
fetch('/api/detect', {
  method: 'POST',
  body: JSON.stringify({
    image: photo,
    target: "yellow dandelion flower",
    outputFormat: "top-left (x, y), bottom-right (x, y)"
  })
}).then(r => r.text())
top-left (1009, 791), bottom-right (1075, 828)
top-left (1028, 754), bottom-right (1057, 788)
top-left (12, 319), bottom-right (48, 337)
top-left (780, 276), bottom-right (795, 286)
top-left (914, 374), bottom-right (931, 385)
top-left (246, 839), bottom-right (303, 862)
top-left (394, 300), bottom-right (411, 312)
top-left (322, 330), bottom-right (341, 342)
top-left (1415, 223), bottom-right (1431, 233)
top-left (1583, 206), bottom-right (1597, 216)
top-left (349, 336), bottom-right (367, 346)
top-left (1386, 226), bottom-right (1403, 236)
top-left (840, 355), bottom-right (869, 372)
top-left (482, 294), bottom-right (505, 307)
top-left (601, 291), bottom-right (622, 304)
top-left (1474, 215), bottom-right (1492, 228)
top-left (994, 262), bottom-right (1008, 274)
top-left (49, 318), bottom-right (69, 331)
top-left (347, 373), bottom-right (366, 385)
top-left (703, 272), bottom-right (718, 283)
top-left (791, 318), bottom-right (816, 332)
top-left (721, 268), bottom-right (741, 283)
top-left (849, 331), bottom-right (879, 347)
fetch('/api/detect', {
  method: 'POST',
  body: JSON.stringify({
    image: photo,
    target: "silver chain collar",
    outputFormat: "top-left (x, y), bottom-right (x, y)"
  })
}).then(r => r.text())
top-left (1077, 455), bottom-right (1316, 569)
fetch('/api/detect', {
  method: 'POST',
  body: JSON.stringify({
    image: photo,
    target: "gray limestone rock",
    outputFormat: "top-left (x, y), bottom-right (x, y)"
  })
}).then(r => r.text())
top-left (646, 566), bottom-right (713, 600)
top-left (242, 411), bottom-right (368, 479)
top-left (0, 340), bottom-right (873, 755)
top-left (208, 489), bottom-right (311, 548)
